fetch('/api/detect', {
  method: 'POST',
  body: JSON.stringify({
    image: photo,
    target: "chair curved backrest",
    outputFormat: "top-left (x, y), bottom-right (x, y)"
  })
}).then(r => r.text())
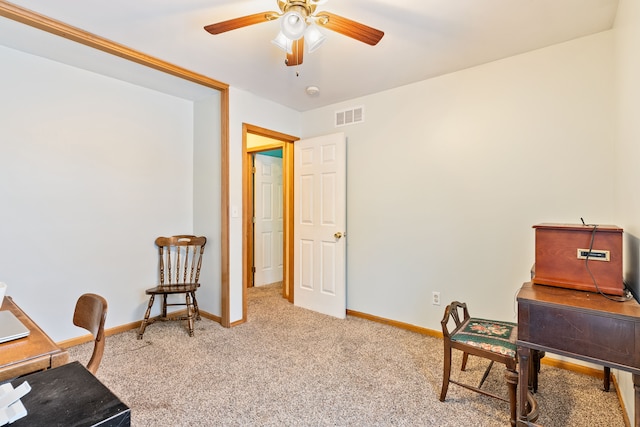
top-left (73, 293), bottom-right (108, 374)
top-left (156, 235), bottom-right (207, 286)
top-left (441, 301), bottom-right (470, 339)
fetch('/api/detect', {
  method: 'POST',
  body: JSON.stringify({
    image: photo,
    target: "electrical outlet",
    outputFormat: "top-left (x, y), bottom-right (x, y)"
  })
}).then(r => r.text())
top-left (432, 291), bottom-right (441, 306)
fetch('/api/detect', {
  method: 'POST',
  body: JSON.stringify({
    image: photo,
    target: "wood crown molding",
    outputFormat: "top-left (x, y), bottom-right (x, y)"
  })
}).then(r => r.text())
top-left (0, 1), bottom-right (228, 91)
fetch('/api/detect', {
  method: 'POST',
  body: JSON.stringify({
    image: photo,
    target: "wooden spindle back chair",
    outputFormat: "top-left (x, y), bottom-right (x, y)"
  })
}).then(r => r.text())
top-left (137, 235), bottom-right (206, 339)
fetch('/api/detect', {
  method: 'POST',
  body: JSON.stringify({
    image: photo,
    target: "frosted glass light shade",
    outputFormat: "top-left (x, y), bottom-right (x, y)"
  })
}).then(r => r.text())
top-left (271, 31), bottom-right (293, 54)
top-left (281, 10), bottom-right (306, 40)
top-left (305, 24), bottom-right (326, 53)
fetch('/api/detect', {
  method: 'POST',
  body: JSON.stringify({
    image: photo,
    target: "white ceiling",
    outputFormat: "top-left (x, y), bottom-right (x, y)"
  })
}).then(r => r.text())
top-left (0, 0), bottom-right (620, 111)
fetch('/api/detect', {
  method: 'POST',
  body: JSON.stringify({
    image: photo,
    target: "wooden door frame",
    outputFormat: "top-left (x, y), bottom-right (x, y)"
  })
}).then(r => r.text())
top-left (242, 123), bottom-right (298, 322)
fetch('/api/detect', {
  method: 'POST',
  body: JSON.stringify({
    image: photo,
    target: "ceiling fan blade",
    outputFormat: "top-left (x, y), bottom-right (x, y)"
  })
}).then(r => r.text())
top-left (317, 12), bottom-right (384, 46)
top-left (286, 38), bottom-right (304, 67)
top-left (204, 11), bottom-right (279, 35)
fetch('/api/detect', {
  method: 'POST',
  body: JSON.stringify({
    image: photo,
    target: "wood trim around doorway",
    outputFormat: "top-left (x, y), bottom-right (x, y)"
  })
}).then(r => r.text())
top-left (242, 124), bottom-right (298, 324)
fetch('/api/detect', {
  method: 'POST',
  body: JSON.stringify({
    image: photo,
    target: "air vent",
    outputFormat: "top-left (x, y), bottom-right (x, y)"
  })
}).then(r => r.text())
top-left (335, 106), bottom-right (364, 127)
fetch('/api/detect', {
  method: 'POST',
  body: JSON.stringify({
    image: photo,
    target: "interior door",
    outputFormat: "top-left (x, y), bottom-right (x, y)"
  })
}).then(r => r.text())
top-left (254, 153), bottom-right (283, 286)
top-left (294, 132), bottom-right (346, 318)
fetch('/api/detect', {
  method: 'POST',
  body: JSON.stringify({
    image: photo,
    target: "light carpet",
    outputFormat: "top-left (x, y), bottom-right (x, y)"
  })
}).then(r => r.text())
top-left (68, 284), bottom-right (625, 426)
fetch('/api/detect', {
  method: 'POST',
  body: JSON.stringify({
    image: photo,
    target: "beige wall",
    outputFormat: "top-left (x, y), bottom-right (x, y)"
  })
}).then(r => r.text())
top-left (302, 31), bottom-right (616, 329)
top-left (0, 44), bottom-right (219, 340)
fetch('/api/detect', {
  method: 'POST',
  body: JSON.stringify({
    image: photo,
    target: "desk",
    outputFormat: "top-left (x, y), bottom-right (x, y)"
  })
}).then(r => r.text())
top-left (516, 281), bottom-right (640, 426)
top-left (0, 297), bottom-right (69, 382)
top-left (11, 361), bottom-right (131, 426)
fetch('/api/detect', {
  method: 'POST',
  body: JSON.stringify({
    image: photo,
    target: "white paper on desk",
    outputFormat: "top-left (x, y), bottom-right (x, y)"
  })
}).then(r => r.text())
top-left (0, 382), bottom-right (30, 425)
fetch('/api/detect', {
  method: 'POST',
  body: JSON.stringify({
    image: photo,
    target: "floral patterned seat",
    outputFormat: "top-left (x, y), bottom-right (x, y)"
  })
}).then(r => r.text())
top-left (439, 301), bottom-right (540, 426)
top-left (451, 318), bottom-right (517, 358)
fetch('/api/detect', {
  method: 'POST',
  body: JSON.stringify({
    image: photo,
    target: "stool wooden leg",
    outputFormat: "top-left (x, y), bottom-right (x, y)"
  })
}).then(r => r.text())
top-left (440, 341), bottom-right (453, 401)
top-left (461, 352), bottom-right (469, 371)
top-left (479, 360), bottom-right (494, 388)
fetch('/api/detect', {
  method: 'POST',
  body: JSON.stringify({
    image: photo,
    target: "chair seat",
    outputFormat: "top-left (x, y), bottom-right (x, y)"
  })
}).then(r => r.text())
top-left (451, 318), bottom-right (517, 358)
top-left (145, 283), bottom-right (200, 295)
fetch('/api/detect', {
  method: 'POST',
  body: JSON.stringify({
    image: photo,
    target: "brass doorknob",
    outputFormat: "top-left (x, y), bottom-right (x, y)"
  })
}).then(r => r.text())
top-left (334, 232), bottom-right (343, 239)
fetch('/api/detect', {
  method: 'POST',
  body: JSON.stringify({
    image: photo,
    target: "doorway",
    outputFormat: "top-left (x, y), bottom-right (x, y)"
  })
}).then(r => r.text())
top-left (253, 150), bottom-right (283, 287)
top-left (242, 124), bottom-right (298, 322)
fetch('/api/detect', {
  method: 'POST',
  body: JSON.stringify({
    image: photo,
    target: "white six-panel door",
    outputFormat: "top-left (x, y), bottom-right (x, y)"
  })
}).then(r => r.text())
top-left (254, 153), bottom-right (283, 287)
top-left (294, 133), bottom-right (346, 318)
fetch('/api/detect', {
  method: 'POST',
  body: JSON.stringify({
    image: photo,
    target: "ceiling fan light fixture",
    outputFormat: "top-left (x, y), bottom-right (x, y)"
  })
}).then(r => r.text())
top-left (271, 31), bottom-right (293, 54)
top-left (304, 23), bottom-right (326, 53)
top-left (281, 8), bottom-right (307, 40)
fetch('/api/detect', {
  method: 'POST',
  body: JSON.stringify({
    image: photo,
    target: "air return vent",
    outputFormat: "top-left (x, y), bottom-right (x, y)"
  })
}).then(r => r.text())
top-left (335, 106), bottom-right (364, 127)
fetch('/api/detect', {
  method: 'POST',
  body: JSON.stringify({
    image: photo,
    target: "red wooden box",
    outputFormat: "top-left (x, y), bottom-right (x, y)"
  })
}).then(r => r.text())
top-left (532, 223), bottom-right (624, 295)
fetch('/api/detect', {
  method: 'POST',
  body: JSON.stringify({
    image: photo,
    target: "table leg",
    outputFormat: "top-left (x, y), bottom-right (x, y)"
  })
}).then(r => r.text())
top-left (517, 345), bottom-right (531, 426)
top-left (506, 368), bottom-right (518, 426)
top-left (634, 374), bottom-right (640, 427)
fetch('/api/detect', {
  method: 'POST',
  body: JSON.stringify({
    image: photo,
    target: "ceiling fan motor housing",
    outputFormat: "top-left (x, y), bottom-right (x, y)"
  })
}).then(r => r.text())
top-left (205, 0), bottom-right (384, 67)
top-left (278, 1), bottom-right (317, 16)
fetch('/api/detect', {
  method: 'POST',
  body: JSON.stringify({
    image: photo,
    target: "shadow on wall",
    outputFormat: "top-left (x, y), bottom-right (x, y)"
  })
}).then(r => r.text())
top-left (625, 233), bottom-right (640, 301)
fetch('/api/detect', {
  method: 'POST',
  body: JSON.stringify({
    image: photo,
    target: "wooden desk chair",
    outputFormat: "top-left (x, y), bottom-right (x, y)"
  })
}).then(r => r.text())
top-left (440, 301), bottom-right (539, 426)
top-left (138, 235), bottom-right (206, 339)
top-left (73, 293), bottom-right (108, 374)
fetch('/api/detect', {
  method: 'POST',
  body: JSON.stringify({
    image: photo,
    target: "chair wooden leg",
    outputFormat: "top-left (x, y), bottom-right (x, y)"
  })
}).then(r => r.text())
top-left (138, 295), bottom-right (155, 339)
top-left (161, 294), bottom-right (168, 318)
top-left (440, 342), bottom-right (452, 401)
top-left (191, 291), bottom-right (201, 320)
top-left (185, 292), bottom-right (194, 337)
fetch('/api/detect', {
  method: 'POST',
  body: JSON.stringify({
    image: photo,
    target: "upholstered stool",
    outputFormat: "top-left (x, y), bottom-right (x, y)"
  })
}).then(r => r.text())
top-left (440, 301), bottom-right (540, 426)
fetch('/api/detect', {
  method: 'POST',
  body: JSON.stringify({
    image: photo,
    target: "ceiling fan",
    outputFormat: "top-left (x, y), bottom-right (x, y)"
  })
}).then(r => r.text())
top-left (204, 0), bottom-right (384, 66)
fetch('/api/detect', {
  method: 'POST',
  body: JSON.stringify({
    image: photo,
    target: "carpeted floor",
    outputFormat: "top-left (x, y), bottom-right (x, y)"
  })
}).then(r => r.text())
top-left (68, 284), bottom-right (626, 426)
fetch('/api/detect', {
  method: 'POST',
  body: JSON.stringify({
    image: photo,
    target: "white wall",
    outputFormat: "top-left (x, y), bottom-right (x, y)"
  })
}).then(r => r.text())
top-left (0, 45), bottom-right (202, 341)
top-left (194, 94), bottom-right (223, 317)
top-left (612, 0), bottom-right (640, 420)
top-left (227, 87), bottom-right (301, 322)
top-left (302, 31), bottom-right (616, 329)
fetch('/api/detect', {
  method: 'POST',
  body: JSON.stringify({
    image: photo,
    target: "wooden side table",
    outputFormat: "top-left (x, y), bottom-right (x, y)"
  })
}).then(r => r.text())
top-left (0, 297), bottom-right (69, 382)
top-left (516, 281), bottom-right (640, 426)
